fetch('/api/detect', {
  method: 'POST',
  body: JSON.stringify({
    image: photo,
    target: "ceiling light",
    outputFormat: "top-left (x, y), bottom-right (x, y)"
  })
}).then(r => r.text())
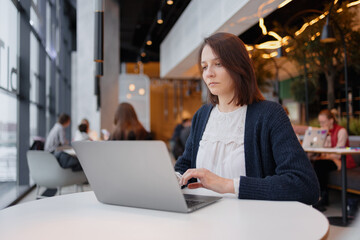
top-left (138, 88), bottom-right (145, 96)
top-left (276, 47), bottom-right (286, 58)
top-left (347, 0), bottom-right (360, 7)
top-left (278, 0), bottom-right (292, 8)
top-left (129, 84), bottom-right (136, 92)
top-left (146, 35), bottom-right (152, 45)
top-left (157, 11), bottom-right (163, 24)
top-left (320, 17), bottom-right (336, 43)
top-left (167, 0), bottom-right (174, 5)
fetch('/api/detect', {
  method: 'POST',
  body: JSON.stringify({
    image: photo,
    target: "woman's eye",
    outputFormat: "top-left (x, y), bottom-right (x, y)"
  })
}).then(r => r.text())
top-left (215, 62), bottom-right (222, 66)
top-left (202, 66), bottom-right (208, 70)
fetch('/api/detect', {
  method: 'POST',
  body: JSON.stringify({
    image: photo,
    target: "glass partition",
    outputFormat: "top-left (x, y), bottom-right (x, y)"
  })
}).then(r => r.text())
top-left (0, 0), bottom-right (19, 203)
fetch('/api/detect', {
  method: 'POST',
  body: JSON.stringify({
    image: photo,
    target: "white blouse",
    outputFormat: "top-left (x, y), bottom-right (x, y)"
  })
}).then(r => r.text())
top-left (196, 105), bottom-right (247, 194)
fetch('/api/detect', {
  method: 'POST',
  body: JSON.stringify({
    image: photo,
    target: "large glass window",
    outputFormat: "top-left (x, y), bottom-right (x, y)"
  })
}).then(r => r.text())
top-left (0, 0), bottom-right (19, 187)
top-left (0, 0), bottom-right (18, 93)
top-left (1, 0), bottom-right (74, 208)
top-left (0, 93), bottom-right (17, 182)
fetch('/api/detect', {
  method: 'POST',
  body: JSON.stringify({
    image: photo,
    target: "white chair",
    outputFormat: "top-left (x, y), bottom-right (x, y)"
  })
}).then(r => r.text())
top-left (27, 150), bottom-right (87, 198)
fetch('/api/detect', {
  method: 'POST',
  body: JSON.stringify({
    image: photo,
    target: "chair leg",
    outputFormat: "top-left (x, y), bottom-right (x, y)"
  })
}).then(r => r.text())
top-left (57, 187), bottom-right (62, 195)
top-left (36, 185), bottom-right (41, 199)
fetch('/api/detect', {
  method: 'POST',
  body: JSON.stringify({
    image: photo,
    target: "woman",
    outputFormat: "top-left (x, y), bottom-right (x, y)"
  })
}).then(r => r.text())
top-left (109, 102), bottom-right (151, 140)
top-left (175, 32), bottom-right (319, 205)
top-left (313, 109), bottom-right (356, 208)
top-left (73, 123), bottom-right (91, 141)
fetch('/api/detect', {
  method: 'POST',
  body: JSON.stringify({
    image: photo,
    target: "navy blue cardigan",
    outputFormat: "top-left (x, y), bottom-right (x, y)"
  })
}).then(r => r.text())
top-left (175, 101), bottom-right (320, 205)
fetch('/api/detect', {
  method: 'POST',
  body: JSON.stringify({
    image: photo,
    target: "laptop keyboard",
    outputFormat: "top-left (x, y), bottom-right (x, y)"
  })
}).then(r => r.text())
top-left (186, 199), bottom-right (205, 208)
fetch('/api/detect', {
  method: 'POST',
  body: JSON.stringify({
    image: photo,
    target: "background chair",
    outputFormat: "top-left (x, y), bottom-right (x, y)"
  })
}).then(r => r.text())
top-left (27, 150), bottom-right (87, 198)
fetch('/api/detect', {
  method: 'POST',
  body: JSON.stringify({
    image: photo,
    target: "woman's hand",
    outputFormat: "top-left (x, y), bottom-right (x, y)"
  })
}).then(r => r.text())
top-left (180, 168), bottom-right (234, 194)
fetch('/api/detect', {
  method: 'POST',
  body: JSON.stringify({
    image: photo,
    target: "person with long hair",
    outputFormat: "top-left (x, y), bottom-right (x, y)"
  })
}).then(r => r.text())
top-left (175, 32), bottom-right (319, 205)
top-left (109, 102), bottom-right (151, 140)
top-left (312, 109), bottom-right (356, 210)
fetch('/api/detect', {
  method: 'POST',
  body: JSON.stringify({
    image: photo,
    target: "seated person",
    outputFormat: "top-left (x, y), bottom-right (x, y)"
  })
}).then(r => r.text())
top-left (171, 118), bottom-right (192, 160)
top-left (311, 109), bottom-right (356, 210)
top-left (78, 118), bottom-right (98, 140)
top-left (109, 102), bottom-right (152, 140)
top-left (45, 113), bottom-right (71, 153)
top-left (45, 113), bottom-right (82, 172)
top-left (73, 122), bottom-right (92, 141)
top-left (175, 32), bottom-right (319, 205)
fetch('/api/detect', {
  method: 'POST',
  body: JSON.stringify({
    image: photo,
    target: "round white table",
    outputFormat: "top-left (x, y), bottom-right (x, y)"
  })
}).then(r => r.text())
top-left (0, 189), bottom-right (329, 240)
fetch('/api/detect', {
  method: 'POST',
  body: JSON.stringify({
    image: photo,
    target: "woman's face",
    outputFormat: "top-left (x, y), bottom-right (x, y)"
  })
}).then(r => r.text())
top-left (318, 114), bottom-right (333, 130)
top-left (201, 45), bottom-right (234, 100)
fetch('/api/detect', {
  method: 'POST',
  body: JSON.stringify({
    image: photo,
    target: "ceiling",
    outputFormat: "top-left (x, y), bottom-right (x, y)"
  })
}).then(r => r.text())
top-left (119, 0), bottom-right (191, 63)
top-left (118, 0), bottom-right (335, 64)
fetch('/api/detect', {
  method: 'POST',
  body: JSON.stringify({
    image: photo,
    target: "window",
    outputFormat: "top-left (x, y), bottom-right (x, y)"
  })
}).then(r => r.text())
top-left (0, 0), bottom-right (19, 186)
top-left (0, 93), bottom-right (17, 182)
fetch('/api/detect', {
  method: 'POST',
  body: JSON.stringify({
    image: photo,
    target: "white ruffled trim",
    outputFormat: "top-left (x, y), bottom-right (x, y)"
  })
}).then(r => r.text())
top-left (201, 105), bottom-right (247, 145)
top-left (201, 133), bottom-right (244, 145)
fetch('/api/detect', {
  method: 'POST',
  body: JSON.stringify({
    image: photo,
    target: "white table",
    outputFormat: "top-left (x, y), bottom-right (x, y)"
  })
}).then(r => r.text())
top-left (0, 189), bottom-right (329, 240)
top-left (62, 148), bottom-right (76, 156)
top-left (304, 147), bottom-right (360, 226)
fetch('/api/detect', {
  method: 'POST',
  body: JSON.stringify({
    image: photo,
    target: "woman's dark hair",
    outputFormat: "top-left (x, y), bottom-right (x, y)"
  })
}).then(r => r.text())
top-left (78, 123), bottom-right (88, 133)
top-left (198, 32), bottom-right (264, 106)
top-left (109, 102), bottom-right (149, 140)
top-left (319, 109), bottom-right (337, 124)
top-left (58, 113), bottom-right (70, 125)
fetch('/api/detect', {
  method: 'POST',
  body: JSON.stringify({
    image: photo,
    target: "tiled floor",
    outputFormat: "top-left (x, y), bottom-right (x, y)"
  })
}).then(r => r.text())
top-left (320, 190), bottom-right (358, 239)
top-left (15, 186), bottom-right (358, 240)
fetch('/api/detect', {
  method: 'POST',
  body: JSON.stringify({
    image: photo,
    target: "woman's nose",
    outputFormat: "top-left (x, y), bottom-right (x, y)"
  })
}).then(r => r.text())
top-left (204, 67), bottom-right (215, 78)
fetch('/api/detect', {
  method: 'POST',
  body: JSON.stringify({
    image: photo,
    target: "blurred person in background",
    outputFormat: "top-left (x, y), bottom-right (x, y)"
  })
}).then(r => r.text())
top-left (45, 113), bottom-right (71, 153)
top-left (109, 102), bottom-right (152, 140)
top-left (311, 109), bottom-right (356, 211)
top-left (171, 118), bottom-right (192, 160)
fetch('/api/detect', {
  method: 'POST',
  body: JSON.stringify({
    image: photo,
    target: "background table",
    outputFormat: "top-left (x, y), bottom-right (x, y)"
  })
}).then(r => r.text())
top-left (0, 188), bottom-right (328, 240)
top-left (304, 147), bottom-right (360, 226)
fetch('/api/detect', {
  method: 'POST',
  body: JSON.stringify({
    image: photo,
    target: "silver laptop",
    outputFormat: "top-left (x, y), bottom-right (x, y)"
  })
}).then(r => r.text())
top-left (302, 127), bottom-right (328, 148)
top-left (72, 140), bottom-right (221, 213)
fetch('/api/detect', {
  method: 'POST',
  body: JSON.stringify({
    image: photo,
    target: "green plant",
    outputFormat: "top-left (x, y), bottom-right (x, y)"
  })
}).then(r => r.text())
top-left (338, 117), bottom-right (360, 135)
top-left (290, 76), bottom-right (318, 104)
top-left (251, 49), bottom-right (274, 93)
top-left (275, 2), bottom-right (360, 109)
top-left (309, 118), bottom-right (320, 128)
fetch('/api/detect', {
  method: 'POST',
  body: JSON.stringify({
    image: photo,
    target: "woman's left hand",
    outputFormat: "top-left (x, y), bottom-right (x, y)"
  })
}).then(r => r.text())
top-left (180, 168), bottom-right (234, 194)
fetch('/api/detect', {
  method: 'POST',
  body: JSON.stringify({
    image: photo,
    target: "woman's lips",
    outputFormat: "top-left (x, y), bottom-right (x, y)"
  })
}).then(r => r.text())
top-left (208, 82), bottom-right (219, 87)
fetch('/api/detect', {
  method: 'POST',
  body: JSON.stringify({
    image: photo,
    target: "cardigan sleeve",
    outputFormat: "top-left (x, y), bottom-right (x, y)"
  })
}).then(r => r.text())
top-left (239, 103), bottom-right (320, 205)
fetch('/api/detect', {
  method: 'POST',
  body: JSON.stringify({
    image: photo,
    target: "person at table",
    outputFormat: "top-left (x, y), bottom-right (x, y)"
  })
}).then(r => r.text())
top-left (45, 113), bottom-right (83, 171)
top-left (73, 122), bottom-right (92, 142)
top-left (79, 118), bottom-right (99, 140)
top-left (109, 102), bottom-right (152, 140)
top-left (45, 113), bottom-right (71, 153)
top-left (311, 109), bottom-right (356, 209)
top-left (175, 32), bottom-right (319, 205)
top-left (170, 118), bottom-right (192, 160)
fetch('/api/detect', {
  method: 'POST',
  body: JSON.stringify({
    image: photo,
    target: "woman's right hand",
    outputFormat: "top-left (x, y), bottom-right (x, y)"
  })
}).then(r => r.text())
top-left (180, 168), bottom-right (234, 194)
